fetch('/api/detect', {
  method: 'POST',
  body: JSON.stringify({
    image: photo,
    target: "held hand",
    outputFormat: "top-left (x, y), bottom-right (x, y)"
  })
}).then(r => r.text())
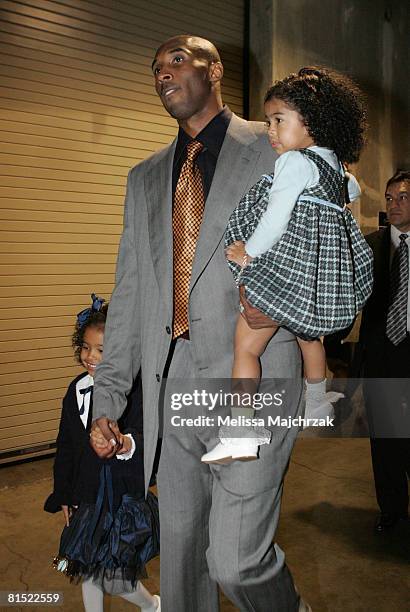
top-left (90, 418), bottom-right (119, 459)
top-left (90, 425), bottom-right (108, 449)
top-left (239, 286), bottom-right (277, 330)
top-left (108, 421), bottom-right (127, 454)
top-left (116, 433), bottom-right (132, 455)
top-left (225, 241), bottom-right (253, 267)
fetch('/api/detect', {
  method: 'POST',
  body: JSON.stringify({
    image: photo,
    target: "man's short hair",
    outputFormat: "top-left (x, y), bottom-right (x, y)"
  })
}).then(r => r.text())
top-left (386, 169), bottom-right (410, 190)
top-left (153, 35), bottom-right (221, 66)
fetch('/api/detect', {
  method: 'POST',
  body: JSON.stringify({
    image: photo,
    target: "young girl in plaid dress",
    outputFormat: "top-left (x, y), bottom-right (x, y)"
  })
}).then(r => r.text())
top-left (202, 67), bottom-right (373, 464)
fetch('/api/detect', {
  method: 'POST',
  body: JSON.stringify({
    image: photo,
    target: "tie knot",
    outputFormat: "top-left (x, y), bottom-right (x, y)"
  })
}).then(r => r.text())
top-left (186, 140), bottom-right (203, 162)
top-left (399, 233), bottom-right (408, 243)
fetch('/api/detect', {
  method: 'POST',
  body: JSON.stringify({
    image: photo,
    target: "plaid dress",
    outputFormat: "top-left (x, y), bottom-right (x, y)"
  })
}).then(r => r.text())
top-left (225, 148), bottom-right (373, 340)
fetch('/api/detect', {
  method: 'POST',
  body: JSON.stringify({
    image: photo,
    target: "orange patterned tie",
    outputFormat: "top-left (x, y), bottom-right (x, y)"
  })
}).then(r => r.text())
top-left (172, 140), bottom-right (204, 339)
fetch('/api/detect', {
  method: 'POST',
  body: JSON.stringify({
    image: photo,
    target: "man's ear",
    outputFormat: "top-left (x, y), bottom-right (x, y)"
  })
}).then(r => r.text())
top-left (209, 61), bottom-right (223, 83)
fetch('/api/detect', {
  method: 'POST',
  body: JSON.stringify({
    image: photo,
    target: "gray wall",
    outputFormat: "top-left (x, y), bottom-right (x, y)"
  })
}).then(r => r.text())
top-left (249, 0), bottom-right (410, 233)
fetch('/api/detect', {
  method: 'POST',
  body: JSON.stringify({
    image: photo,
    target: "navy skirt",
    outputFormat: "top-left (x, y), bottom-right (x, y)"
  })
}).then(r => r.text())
top-left (53, 465), bottom-right (159, 594)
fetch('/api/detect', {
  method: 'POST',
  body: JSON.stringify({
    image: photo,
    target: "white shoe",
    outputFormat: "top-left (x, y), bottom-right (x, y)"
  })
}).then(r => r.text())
top-left (201, 425), bottom-right (271, 464)
top-left (201, 440), bottom-right (259, 464)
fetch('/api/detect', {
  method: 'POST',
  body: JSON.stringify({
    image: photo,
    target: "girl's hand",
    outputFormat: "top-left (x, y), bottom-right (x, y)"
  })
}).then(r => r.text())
top-left (90, 419), bottom-right (119, 459)
top-left (108, 421), bottom-right (125, 453)
top-left (61, 505), bottom-right (71, 527)
top-left (90, 425), bottom-right (110, 449)
top-left (107, 421), bottom-right (132, 455)
top-left (225, 241), bottom-right (253, 267)
top-left (116, 434), bottom-right (132, 455)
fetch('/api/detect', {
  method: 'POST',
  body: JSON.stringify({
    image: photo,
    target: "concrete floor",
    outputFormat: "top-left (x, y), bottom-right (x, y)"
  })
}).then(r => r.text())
top-left (0, 439), bottom-right (408, 612)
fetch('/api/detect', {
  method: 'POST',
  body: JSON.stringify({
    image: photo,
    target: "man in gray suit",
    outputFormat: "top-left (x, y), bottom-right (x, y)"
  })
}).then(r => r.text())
top-left (91, 35), bottom-right (307, 611)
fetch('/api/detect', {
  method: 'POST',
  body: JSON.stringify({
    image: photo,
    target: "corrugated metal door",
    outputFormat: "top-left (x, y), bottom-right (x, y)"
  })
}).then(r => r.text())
top-left (0, 0), bottom-right (244, 460)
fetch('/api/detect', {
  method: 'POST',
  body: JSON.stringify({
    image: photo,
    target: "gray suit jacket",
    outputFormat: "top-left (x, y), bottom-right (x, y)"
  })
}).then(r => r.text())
top-left (93, 114), bottom-right (302, 489)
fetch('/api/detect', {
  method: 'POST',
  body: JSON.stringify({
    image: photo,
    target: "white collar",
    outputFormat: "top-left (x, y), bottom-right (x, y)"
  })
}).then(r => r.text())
top-left (390, 224), bottom-right (410, 248)
top-left (76, 373), bottom-right (94, 391)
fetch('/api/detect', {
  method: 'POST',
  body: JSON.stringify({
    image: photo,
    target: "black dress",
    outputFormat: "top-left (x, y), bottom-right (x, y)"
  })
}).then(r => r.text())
top-left (44, 372), bottom-right (159, 594)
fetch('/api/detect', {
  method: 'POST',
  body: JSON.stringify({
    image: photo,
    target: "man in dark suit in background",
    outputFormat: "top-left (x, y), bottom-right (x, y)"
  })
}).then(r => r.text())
top-left (356, 170), bottom-right (410, 532)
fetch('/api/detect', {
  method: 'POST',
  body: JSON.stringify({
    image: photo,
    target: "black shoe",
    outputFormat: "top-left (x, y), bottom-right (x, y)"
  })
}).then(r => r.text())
top-left (374, 513), bottom-right (408, 533)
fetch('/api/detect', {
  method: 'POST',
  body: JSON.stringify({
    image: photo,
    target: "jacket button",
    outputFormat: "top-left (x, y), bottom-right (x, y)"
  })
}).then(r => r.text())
top-left (166, 326), bottom-right (171, 334)
top-left (156, 374), bottom-right (160, 382)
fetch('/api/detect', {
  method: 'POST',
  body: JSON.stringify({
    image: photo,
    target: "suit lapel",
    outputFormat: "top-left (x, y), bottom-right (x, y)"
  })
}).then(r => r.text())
top-left (372, 227), bottom-right (391, 311)
top-left (379, 227), bottom-right (391, 281)
top-left (145, 142), bottom-right (176, 312)
top-left (86, 392), bottom-right (93, 432)
top-left (381, 226), bottom-right (391, 267)
top-left (190, 115), bottom-right (262, 292)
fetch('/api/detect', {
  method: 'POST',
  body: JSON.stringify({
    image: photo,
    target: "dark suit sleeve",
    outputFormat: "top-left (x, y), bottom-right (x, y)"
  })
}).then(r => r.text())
top-left (44, 393), bottom-right (75, 512)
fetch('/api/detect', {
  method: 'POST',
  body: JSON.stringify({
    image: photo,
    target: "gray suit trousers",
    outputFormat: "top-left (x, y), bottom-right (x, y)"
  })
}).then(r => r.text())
top-left (157, 339), bottom-right (301, 612)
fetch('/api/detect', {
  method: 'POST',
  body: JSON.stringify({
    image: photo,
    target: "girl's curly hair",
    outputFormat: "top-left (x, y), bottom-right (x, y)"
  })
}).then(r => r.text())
top-left (264, 66), bottom-right (367, 163)
top-left (72, 302), bottom-right (108, 364)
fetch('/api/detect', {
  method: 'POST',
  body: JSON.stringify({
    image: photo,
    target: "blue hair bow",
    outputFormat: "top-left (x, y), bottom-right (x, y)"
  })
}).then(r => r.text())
top-left (76, 293), bottom-right (106, 327)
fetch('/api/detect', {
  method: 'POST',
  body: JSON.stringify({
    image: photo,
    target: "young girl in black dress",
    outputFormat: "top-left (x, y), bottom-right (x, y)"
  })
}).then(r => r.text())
top-left (45, 294), bottom-right (160, 611)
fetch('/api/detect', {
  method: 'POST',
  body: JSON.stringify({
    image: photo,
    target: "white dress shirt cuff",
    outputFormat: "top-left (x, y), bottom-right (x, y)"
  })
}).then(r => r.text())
top-left (116, 433), bottom-right (136, 461)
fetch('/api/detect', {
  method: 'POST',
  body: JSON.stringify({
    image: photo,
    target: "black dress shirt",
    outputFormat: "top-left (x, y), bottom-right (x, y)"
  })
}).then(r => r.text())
top-left (172, 106), bottom-right (232, 201)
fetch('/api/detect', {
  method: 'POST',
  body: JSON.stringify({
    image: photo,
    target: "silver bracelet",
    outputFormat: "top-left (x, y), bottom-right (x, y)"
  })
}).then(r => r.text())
top-left (236, 253), bottom-right (248, 287)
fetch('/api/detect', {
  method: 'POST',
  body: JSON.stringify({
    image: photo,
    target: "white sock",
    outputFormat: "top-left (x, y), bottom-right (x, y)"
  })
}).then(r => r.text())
top-left (118, 581), bottom-right (158, 610)
top-left (305, 379), bottom-right (327, 411)
top-left (81, 577), bottom-right (104, 612)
